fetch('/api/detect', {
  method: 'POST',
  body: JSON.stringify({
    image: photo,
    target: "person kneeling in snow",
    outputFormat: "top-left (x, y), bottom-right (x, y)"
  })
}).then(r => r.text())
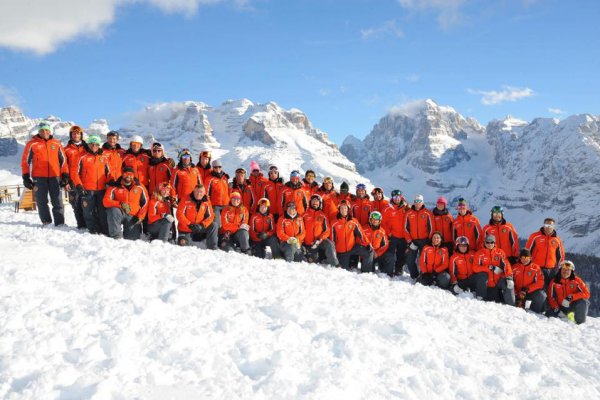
top-left (512, 249), bottom-right (546, 313)
top-left (363, 211), bottom-right (395, 276)
top-left (417, 231), bottom-right (451, 289)
top-left (331, 200), bottom-right (374, 272)
top-left (176, 184), bottom-right (218, 248)
top-left (277, 202), bottom-right (306, 262)
top-left (103, 167), bottom-right (149, 240)
top-left (474, 234), bottom-right (515, 306)
top-left (249, 198), bottom-right (281, 259)
top-left (448, 236), bottom-right (488, 299)
top-left (146, 182), bottom-right (176, 242)
top-left (219, 191), bottom-right (251, 253)
top-left (546, 261), bottom-right (590, 324)
top-left (301, 194), bottom-right (338, 266)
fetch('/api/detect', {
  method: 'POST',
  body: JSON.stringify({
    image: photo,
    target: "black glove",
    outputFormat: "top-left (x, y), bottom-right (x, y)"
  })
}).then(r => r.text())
top-left (76, 184), bottom-right (87, 196)
top-left (60, 173), bottom-right (70, 187)
top-left (189, 224), bottom-right (205, 234)
top-left (508, 256), bottom-right (518, 265)
top-left (131, 216), bottom-right (142, 225)
top-left (258, 232), bottom-right (268, 241)
top-left (22, 174), bottom-right (33, 190)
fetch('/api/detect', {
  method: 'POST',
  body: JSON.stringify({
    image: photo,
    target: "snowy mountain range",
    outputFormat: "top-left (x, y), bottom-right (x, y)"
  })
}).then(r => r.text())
top-left (1, 99), bottom-right (599, 255)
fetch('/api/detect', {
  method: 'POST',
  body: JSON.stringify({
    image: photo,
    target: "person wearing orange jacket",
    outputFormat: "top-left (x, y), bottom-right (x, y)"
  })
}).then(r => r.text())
top-left (405, 194), bottom-right (433, 279)
top-left (302, 194), bottom-right (338, 266)
top-left (263, 165), bottom-right (284, 221)
top-left (317, 176), bottom-right (339, 223)
top-left (103, 166), bottom-right (149, 240)
top-left (331, 200), bottom-right (374, 272)
top-left (337, 181), bottom-right (355, 204)
top-left (71, 135), bottom-right (111, 235)
top-left (546, 261), bottom-right (590, 324)
top-left (483, 206), bottom-right (519, 264)
top-left (383, 189), bottom-right (410, 276)
top-left (206, 159), bottom-right (230, 230)
top-left (176, 184), bottom-right (218, 249)
top-left (147, 182), bottom-right (176, 242)
top-left (512, 249), bottom-right (546, 313)
top-left (148, 142), bottom-right (174, 196)
top-left (452, 198), bottom-right (484, 251)
top-left (230, 167), bottom-right (255, 212)
top-left (220, 191), bottom-right (251, 253)
top-left (171, 149), bottom-right (202, 203)
top-left (417, 232), bottom-right (451, 289)
top-left (526, 218), bottom-right (565, 288)
top-left (277, 202), bottom-right (306, 262)
top-left (121, 135), bottom-right (151, 188)
top-left (363, 211), bottom-right (394, 276)
top-left (302, 170), bottom-right (320, 195)
top-left (249, 160), bottom-right (269, 204)
top-left (351, 183), bottom-right (372, 227)
top-left (449, 236), bottom-right (488, 299)
top-left (64, 125), bottom-right (88, 229)
top-left (196, 148), bottom-right (213, 184)
top-left (249, 198), bottom-right (281, 259)
top-left (474, 234), bottom-right (515, 306)
top-left (370, 188), bottom-right (389, 214)
top-left (432, 196), bottom-right (454, 255)
top-left (102, 130), bottom-right (126, 181)
top-left (21, 122), bottom-right (70, 226)
top-left (280, 170), bottom-right (309, 216)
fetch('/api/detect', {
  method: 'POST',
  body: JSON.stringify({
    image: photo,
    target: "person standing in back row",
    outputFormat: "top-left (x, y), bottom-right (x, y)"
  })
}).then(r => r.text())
top-left (526, 218), bottom-right (565, 288)
top-left (405, 194), bottom-right (433, 279)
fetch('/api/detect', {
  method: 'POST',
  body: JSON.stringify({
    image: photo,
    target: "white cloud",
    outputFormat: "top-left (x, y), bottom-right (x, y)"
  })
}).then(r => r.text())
top-left (0, 0), bottom-right (245, 55)
top-left (397, 0), bottom-right (467, 30)
top-left (319, 88), bottom-right (330, 97)
top-left (548, 107), bottom-right (565, 115)
top-left (467, 86), bottom-right (534, 105)
top-left (361, 20), bottom-right (404, 40)
top-left (0, 85), bottom-right (21, 107)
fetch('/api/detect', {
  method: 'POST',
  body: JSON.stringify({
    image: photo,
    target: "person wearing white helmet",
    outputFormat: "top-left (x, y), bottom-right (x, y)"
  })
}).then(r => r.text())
top-left (122, 134), bottom-right (151, 188)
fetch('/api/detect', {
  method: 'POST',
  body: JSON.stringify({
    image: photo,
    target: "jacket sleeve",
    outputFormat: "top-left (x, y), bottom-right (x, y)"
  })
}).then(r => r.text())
top-left (509, 226), bottom-right (520, 258)
top-left (557, 239), bottom-right (565, 267)
top-left (296, 218), bottom-right (306, 243)
top-left (136, 186), bottom-right (149, 219)
top-left (318, 216), bottom-right (330, 241)
top-left (570, 277), bottom-right (591, 302)
top-left (71, 156), bottom-right (84, 188)
top-left (277, 217), bottom-right (291, 242)
top-left (449, 256), bottom-right (458, 284)
top-left (528, 266), bottom-right (544, 293)
top-left (419, 247), bottom-right (428, 273)
top-left (21, 140), bottom-right (34, 175)
top-left (436, 249), bottom-right (449, 274)
top-left (103, 187), bottom-right (121, 208)
top-left (249, 215), bottom-right (260, 242)
top-left (405, 214), bottom-right (413, 242)
top-left (147, 199), bottom-right (161, 224)
top-left (221, 208), bottom-right (239, 233)
top-left (547, 282), bottom-right (559, 310)
top-left (376, 232), bottom-right (389, 258)
top-left (58, 143), bottom-right (69, 175)
top-left (201, 202), bottom-right (214, 228)
top-left (176, 203), bottom-right (192, 227)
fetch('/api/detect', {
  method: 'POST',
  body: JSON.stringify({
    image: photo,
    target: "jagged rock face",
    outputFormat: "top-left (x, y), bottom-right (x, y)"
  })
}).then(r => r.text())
top-left (86, 119), bottom-right (110, 138)
top-left (0, 106), bottom-right (36, 140)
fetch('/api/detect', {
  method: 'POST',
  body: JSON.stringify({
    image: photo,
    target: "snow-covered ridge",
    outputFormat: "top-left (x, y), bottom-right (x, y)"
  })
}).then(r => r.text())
top-left (1, 205), bottom-right (599, 399)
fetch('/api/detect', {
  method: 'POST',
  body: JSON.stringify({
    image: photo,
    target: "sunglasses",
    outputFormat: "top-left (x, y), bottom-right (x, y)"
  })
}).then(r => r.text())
top-left (485, 241), bottom-right (495, 244)
top-left (213, 166), bottom-right (222, 169)
top-left (543, 224), bottom-right (555, 228)
top-left (152, 149), bottom-right (163, 152)
top-left (414, 200), bottom-right (423, 203)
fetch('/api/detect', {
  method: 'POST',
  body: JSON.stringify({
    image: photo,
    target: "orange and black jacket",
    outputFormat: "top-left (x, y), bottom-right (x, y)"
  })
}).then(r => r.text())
top-left (449, 250), bottom-right (477, 283)
top-left (250, 173), bottom-right (269, 204)
top-left (148, 197), bottom-right (173, 225)
top-left (148, 157), bottom-right (173, 195)
top-left (383, 203), bottom-right (409, 239)
top-left (122, 148), bottom-right (151, 187)
top-left (512, 261), bottom-right (544, 294)
top-left (432, 208), bottom-right (454, 243)
top-left (64, 140), bottom-right (87, 184)
top-left (420, 244), bottom-right (450, 274)
top-left (264, 177), bottom-right (284, 217)
top-left (302, 208), bottom-right (331, 246)
top-left (474, 247), bottom-right (512, 288)
top-left (220, 204), bottom-right (249, 234)
top-left (103, 178), bottom-right (149, 219)
top-left (352, 196), bottom-right (373, 227)
top-left (405, 206), bottom-right (433, 242)
top-left (302, 179), bottom-right (320, 195)
top-left (331, 214), bottom-right (368, 253)
top-left (177, 195), bottom-right (215, 233)
top-left (452, 212), bottom-right (483, 251)
top-left (171, 163), bottom-right (201, 203)
top-left (206, 170), bottom-right (231, 207)
top-left (525, 229), bottom-right (565, 269)
top-left (317, 187), bottom-right (339, 223)
top-left (230, 179), bottom-right (255, 212)
top-left (363, 225), bottom-right (389, 258)
top-left (102, 143), bottom-right (126, 180)
top-left (483, 219), bottom-right (520, 259)
top-left (71, 148), bottom-right (111, 191)
top-left (21, 134), bottom-right (69, 178)
top-left (277, 211), bottom-right (306, 243)
top-left (249, 211), bottom-right (276, 242)
top-left (370, 198), bottom-right (389, 214)
top-left (280, 181), bottom-right (309, 216)
top-left (196, 161), bottom-right (213, 184)
top-left (547, 271), bottom-right (590, 310)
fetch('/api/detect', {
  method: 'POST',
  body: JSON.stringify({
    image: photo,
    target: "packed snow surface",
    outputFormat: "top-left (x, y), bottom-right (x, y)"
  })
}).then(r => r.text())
top-left (1, 206), bottom-right (599, 399)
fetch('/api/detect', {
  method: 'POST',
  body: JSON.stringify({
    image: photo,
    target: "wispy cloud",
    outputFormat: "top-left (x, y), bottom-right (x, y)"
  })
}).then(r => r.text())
top-left (405, 73), bottom-right (420, 82)
top-left (468, 86), bottom-right (534, 105)
top-left (360, 20), bottom-right (404, 40)
top-left (0, 85), bottom-right (21, 107)
top-left (319, 88), bottom-right (330, 97)
top-left (0, 0), bottom-right (249, 55)
top-left (397, 0), bottom-right (467, 30)
top-left (548, 107), bottom-right (565, 115)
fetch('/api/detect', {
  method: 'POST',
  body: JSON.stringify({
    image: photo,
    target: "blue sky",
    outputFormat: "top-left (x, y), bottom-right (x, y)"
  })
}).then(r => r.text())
top-left (1, 0), bottom-right (599, 143)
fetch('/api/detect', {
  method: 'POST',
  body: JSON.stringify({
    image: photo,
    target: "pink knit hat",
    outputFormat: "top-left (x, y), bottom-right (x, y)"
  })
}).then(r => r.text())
top-left (249, 160), bottom-right (260, 173)
top-left (436, 196), bottom-right (448, 205)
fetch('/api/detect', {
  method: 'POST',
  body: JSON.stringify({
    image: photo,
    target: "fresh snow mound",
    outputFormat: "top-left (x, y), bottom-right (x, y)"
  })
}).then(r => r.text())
top-left (1, 205), bottom-right (599, 399)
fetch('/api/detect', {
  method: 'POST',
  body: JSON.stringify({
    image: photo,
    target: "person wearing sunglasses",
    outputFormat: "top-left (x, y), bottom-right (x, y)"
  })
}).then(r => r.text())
top-left (525, 218), bottom-right (565, 288)
top-left (196, 148), bottom-right (213, 183)
top-left (205, 159), bottom-right (230, 230)
top-left (474, 234), bottom-right (515, 306)
top-left (452, 197), bottom-right (483, 251)
top-left (363, 211), bottom-right (394, 276)
top-left (148, 142), bottom-right (174, 197)
top-left (317, 176), bottom-right (339, 223)
top-left (449, 236), bottom-right (488, 299)
top-left (249, 160), bottom-right (269, 205)
top-left (383, 189), bottom-right (410, 276)
top-left (281, 170), bottom-right (309, 216)
top-left (351, 183), bottom-right (372, 228)
top-left (483, 205), bottom-right (520, 265)
top-left (546, 260), bottom-right (590, 324)
top-left (171, 149), bottom-right (202, 203)
top-left (263, 165), bottom-right (284, 221)
top-left (64, 125), bottom-right (88, 229)
top-left (121, 135), bottom-right (151, 188)
top-left (231, 167), bottom-right (255, 212)
top-left (405, 194), bottom-right (433, 280)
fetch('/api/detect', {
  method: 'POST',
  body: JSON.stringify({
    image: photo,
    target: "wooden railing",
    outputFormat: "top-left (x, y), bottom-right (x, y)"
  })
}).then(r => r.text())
top-left (0, 183), bottom-right (70, 211)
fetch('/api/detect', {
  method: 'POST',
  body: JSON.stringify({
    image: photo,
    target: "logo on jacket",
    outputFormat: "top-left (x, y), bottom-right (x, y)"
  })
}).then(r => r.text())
top-left (551, 239), bottom-right (558, 247)
top-left (502, 228), bottom-right (507, 233)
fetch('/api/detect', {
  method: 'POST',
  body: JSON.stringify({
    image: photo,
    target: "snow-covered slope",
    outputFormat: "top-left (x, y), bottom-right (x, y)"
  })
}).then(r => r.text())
top-left (1, 205), bottom-right (599, 399)
top-left (341, 100), bottom-right (600, 256)
top-left (120, 99), bottom-right (368, 186)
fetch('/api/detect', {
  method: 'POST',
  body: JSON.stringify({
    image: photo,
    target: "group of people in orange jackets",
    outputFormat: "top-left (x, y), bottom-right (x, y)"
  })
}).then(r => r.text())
top-left (21, 123), bottom-right (591, 324)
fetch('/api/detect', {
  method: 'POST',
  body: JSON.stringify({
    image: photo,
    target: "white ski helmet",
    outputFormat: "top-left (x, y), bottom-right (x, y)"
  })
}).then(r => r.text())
top-left (130, 135), bottom-right (143, 145)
